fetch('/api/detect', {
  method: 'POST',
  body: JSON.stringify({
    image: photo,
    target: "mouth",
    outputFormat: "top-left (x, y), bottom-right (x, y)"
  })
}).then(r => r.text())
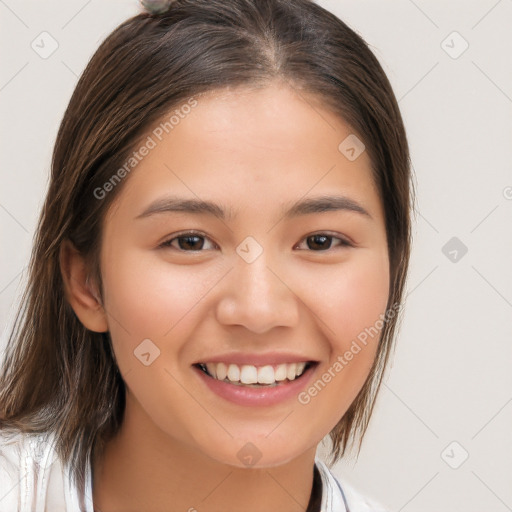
top-left (194, 361), bottom-right (316, 388)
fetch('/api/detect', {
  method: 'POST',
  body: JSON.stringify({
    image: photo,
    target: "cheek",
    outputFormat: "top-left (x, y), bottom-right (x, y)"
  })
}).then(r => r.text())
top-left (100, 248), bottom-right (223, 361)
top-left (300, 249), bottom-right (390, 406)
top-left (293, 253), bottom-right (389, 430)
top-left (306, 250), bottom-right (389, 347)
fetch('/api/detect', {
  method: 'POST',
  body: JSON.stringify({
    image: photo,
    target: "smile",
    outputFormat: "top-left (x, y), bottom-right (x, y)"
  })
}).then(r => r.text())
top-left (195, 361), bottom-right (313, 387)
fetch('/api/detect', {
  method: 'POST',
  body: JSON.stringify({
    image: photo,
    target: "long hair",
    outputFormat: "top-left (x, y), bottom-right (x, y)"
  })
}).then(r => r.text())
top-left (0, 0), bottom-right (412, 499)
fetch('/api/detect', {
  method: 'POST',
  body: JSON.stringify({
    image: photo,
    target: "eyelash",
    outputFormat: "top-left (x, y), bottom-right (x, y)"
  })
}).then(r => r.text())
top-left (159, 230), bottom-right (353, 252)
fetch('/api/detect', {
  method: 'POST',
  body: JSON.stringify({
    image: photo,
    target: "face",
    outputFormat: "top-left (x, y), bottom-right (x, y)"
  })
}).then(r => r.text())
top-left (97, 81), bottom-right (389, 468)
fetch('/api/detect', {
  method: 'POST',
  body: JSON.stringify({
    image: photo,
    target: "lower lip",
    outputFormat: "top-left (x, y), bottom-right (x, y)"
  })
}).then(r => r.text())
top-left (193, 364), bottom-right (318, 407)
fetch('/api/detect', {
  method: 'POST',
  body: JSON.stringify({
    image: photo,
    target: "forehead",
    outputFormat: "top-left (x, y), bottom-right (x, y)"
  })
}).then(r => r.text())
top-left (106, 82), bottom-right (383, 223)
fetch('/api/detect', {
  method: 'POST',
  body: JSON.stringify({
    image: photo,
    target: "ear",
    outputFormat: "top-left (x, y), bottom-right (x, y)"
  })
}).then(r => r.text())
top-left (59, 239), bottom-right (109, 333)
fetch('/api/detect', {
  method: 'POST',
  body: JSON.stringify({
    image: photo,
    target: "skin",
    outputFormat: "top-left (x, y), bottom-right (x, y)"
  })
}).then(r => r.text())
top-left (60, 80), bottom-right (390, 512)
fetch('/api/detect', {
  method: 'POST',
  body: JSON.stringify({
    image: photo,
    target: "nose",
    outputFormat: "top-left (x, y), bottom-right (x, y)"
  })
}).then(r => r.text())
top-left (215, 250), bottom-right (300, 334)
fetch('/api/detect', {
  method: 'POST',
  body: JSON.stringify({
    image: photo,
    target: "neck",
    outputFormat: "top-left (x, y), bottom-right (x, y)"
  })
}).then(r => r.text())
top-left (92, 392), bottom-right (319, 512)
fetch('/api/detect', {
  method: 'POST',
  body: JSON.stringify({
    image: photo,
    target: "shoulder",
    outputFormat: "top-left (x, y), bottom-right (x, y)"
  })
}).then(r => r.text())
top-left (0, 427), bottom-right (59, 468)
top-left (0, 428), bottom-right (67, 511)
top-left (337, 478), bottom-right (390, 512)
top-left (0, 429), bottom-right (30, 510)
top-left (315, 457), bottom-right (390, 512)
top-left (0, 428), bottom-right (25, 477)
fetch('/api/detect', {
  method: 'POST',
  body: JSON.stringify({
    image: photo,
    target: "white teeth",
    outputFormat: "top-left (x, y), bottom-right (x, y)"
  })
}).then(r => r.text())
top-left (274, 364), bottom-right (287, 381)
top-left (240, 365), bottom-right (258, 384)
top-left (216, 362), bottom-right (228, 381)
top-left (201, 361), bottom-right (310, 385)
top-left (286, 363), bottom-right (297, 381)
top-left (257, 365), bottom-right (275, 384)
top-left (227, 364), bottom-right (240, 382)
top-left (205, 363), bottom-right (217, 378)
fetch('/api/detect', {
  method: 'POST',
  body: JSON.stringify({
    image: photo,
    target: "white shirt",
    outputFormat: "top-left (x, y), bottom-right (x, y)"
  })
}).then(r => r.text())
top-left (0, 430), bottom-right (389, 511)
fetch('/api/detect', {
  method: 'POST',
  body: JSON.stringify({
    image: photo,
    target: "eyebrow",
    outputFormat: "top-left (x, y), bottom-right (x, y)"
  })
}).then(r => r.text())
top-left (135, 194), bottom-right (372, 221)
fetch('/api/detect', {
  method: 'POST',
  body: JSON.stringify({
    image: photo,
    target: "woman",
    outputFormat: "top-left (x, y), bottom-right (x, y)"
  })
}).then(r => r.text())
top-left (0, 0), bottom-right (412, 510)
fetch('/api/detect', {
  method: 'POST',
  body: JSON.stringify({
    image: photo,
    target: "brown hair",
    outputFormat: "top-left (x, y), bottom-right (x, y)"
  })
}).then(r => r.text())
top-left (0, 0), bottom-right (412, 498)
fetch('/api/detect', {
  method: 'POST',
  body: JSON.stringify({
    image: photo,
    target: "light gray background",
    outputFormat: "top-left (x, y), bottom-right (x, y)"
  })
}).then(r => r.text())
top-left (1, 1), bottom-right (511, 510)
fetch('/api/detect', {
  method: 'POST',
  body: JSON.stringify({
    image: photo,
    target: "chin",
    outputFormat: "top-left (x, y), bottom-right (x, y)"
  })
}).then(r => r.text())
top-left (199, 435), bottom-right (312, 470)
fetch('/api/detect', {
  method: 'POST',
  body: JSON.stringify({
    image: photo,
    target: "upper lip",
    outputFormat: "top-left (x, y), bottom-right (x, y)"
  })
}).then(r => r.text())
top-left (193, 352), bottom-right (319, 366)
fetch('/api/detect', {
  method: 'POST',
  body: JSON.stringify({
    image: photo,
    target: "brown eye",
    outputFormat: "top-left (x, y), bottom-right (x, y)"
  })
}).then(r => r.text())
top-left (160, 232), bottom-right (217, 251)
top-left (295, 233), bottom-right (352, 251)
top-left (307, 234), bottom-right (332, 250)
